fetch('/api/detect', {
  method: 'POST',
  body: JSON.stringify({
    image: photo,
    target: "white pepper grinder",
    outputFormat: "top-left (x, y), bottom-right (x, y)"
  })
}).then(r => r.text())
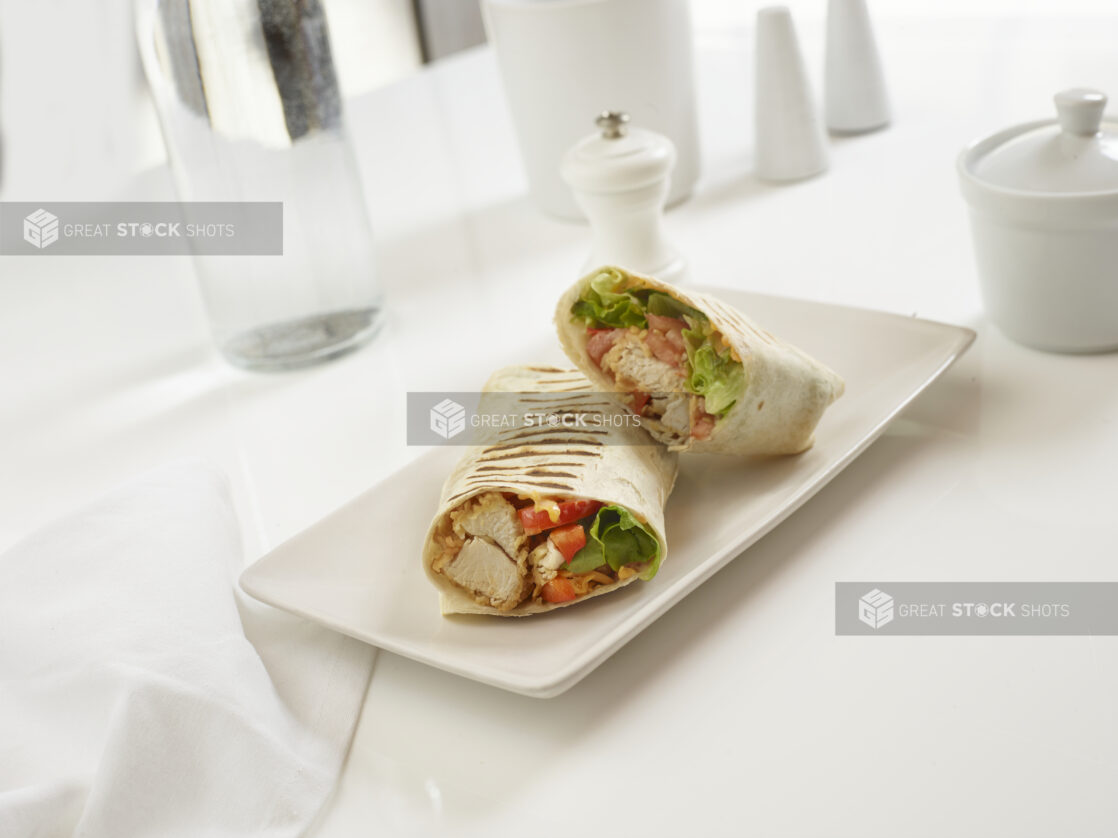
top-left (561, 111), bottom-right (687, 285)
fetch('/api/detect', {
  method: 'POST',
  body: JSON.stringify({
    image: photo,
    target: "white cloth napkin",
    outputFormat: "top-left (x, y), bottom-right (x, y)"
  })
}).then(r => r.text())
top-left (0, 462), bottom-right (375, 838)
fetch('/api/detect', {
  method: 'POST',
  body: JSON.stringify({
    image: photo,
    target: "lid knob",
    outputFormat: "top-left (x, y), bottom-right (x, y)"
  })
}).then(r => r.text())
top-left (596, 110), bottom-right (630, 140)
top-left (1054, 88), bottom-right (1107, 137)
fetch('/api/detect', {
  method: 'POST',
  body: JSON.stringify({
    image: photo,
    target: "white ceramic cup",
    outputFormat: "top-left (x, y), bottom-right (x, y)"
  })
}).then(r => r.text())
top-left (482, 0), bottom-right (700, 220)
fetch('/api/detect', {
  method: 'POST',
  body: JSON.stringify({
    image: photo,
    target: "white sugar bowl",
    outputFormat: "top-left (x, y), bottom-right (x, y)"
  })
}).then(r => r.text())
top-left (958, 88), bottom-right (1118, 353)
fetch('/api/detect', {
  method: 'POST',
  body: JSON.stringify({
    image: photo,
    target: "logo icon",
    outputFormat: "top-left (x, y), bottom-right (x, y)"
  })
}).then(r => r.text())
top-left (430, 398), bottom-right (466, 440)
top-left (24, 209), bottom-right (60, 249)
top-left (858, 588), bottom-right (895, 629)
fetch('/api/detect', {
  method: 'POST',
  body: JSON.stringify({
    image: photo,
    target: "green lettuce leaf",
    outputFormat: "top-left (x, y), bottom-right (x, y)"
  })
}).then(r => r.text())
top-left (570, 269), bottom-right (647, 329)
top-left (566, 504), bottom-right (662, 580)
top-left (644, 291), bottom-right (704, 322)
top-left (571, 273), bottom-right (748, 418)
top-left (682, 322), bottom-right (747, 416)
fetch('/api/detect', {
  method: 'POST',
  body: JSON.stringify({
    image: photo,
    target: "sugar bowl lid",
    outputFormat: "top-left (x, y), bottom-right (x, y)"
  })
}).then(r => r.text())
top-left (561, 111), bottom-right (677, 194)
top-left (966, 89), bottom-right (1118, 194)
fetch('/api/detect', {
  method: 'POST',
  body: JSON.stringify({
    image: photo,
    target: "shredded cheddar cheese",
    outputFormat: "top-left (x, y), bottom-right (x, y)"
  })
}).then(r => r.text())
top-left (536, 498), bottom-right (561, 523)
top-left (556, 568), bottom-right (619, 598)
top-left (516, 492), bottom-right (562, 524)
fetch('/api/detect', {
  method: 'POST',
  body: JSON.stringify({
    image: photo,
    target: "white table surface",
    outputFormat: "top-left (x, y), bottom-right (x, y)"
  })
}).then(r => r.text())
top-left (5, 9), bottom-right (1118, 837)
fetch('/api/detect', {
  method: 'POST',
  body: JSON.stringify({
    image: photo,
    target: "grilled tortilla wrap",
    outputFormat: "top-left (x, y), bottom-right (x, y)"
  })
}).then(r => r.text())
top-left (423, 365), bottom-right (678, 617)
top-left (555, 266), bottom-right (844, 455)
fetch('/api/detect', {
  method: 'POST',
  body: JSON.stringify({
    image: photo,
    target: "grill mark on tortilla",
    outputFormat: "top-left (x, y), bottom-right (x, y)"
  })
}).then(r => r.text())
top-left (446, 489), bottom-right (483, 505)
top-left (460, 476), bottom-right (576, 490)
top-left (518, 468), bottom-right (579, 479)
top-left (709, 299), bottom-right (775, 347)
top-left (505, 433), bottom-right (612, 446)
top-left (508, 422), bottom-right (607, 430)
top-left (535, 378), bottom-right (588, 386)
top-left (542, 423), bottom-right (610, 432)
top-left (477, 447), bottom-right (603, 462)
top-left (478, 447), bottom-right (601, 459)
top-left (513, 408), bottom-right (613, 417)
top-left (744, 321), bottom-right (776, 346)
top-left (446, 480), bottom-right (579, 505)
top-left (474, 461), bottom-right (585, 471)
top-left (522, 365), bottom-right (572, 373)
top-left (498, 480), bottom-right (575, 491)
top-left (483, 437), bottom-right (606, 449)
top-left (496, 437), bottom-right (603, 447)
top-left (517, 395), bottom-right (610, 406)
top-left (520, 392), bottom-right (589, 397)
top-left (463, 467), bottom-right (578, 479)
top-left (544, 407), bottom-right (613, 415)
top-left (519, 382), bottom-right (588, 388)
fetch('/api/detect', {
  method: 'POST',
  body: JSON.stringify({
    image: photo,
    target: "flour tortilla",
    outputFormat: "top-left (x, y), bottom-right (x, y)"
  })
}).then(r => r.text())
top-left (423, 365), bottom-right (678, 616)
top-left (555, 266), bottom-right (845, 455)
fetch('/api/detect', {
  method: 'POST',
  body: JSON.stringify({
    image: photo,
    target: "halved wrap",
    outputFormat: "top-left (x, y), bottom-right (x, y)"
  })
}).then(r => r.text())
top-left (555, 266), bottom-right (845, 455)
top-left (423, 365), bottom-right (678, 616)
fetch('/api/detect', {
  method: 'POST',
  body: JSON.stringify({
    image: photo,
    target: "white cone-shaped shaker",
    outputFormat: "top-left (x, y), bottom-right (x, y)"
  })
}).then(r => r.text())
top-left (825, 0), bottom-right (891, 133)
top-left (754, 6), bottom-right (828, 182)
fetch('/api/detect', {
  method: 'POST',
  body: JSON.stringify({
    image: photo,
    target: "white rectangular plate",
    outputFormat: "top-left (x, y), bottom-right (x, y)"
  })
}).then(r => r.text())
top-left (240, 289), bottom-right (974, 698)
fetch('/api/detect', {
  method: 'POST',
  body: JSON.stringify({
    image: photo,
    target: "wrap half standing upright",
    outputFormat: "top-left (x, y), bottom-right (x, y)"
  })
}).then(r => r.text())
top-left (555, 266), bottom-right (845, 455)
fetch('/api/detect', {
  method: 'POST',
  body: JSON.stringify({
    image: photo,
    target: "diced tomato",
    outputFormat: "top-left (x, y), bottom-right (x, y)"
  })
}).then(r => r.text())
top-left (690, 396), bottom-right (717, 440)
top-left (542, 577), bottom-right (578, 603)
top-left (586, 329), bottom-right (620, 365)
top-left (645, 313), bottom-right (688, 366)
top-left (518, 499), bottom-right (603, 535)
top-left (646, 329), bottom-right (686, 366)
top-left (549, 523), bottom-right (586, 562)
top-left (631, 391), bottom-right (650, 414)
top-left (646, 313), bottom-right (687, 334)
top-left (692, 413), bottom-right (716, 440)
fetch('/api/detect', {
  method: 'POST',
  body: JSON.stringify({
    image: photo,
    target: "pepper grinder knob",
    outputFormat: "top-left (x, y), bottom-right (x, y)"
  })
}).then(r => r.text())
top-left (561, 111), bottom-right (687, 285)
top-left (596, 110), bottom-right (631, 139)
